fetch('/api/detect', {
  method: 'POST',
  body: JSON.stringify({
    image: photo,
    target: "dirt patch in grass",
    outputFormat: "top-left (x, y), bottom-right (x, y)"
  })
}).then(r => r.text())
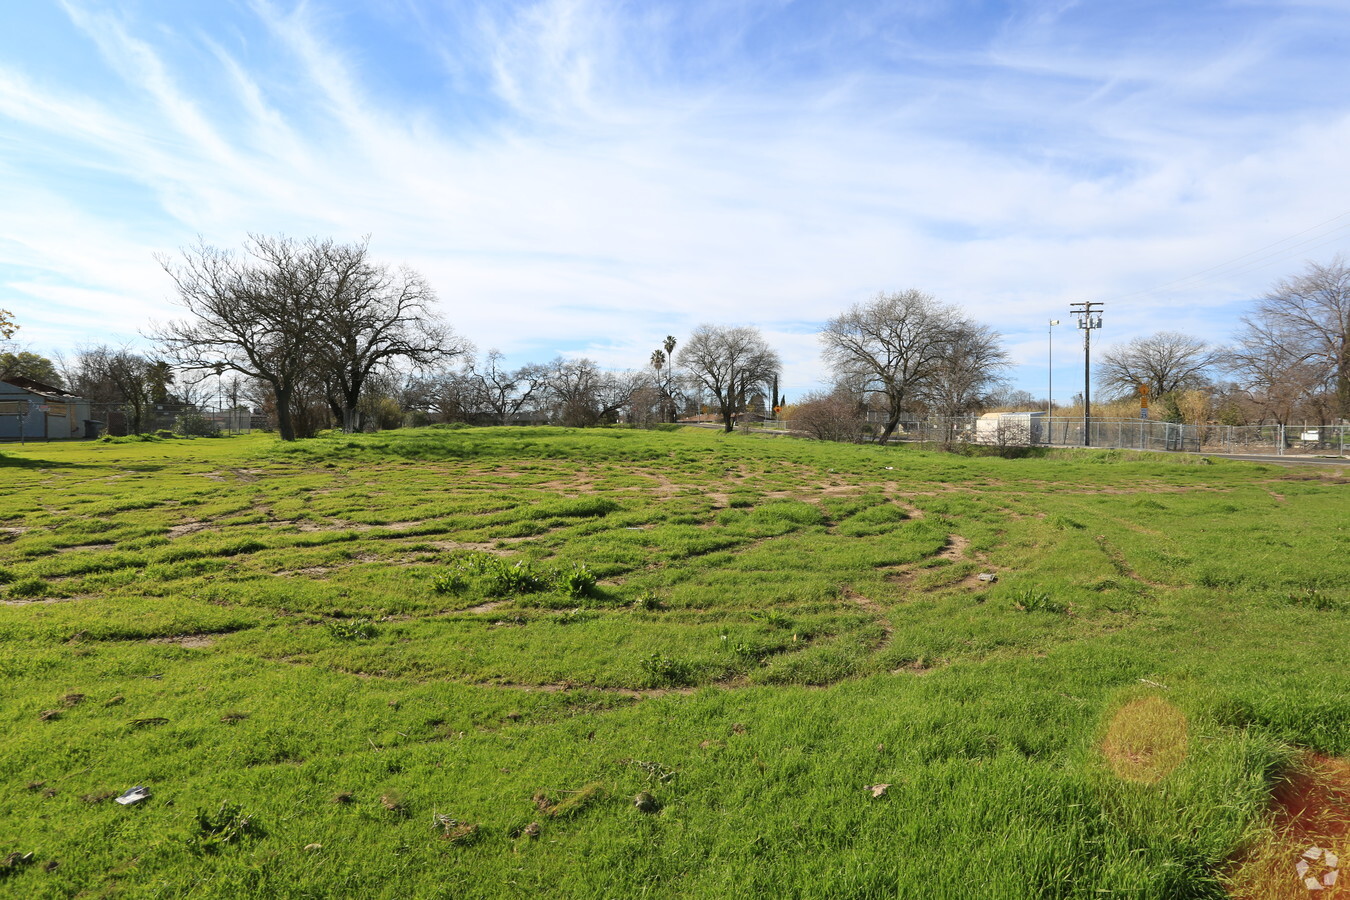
top-left (1093, 534), bottom-right (1167, 589)
top-left (478, 680), bottom-right (697, 699)
top-left (275, 566), bottom-right (334, 578)
top-left (167, 521), bottom-right (207, 538)
top-left (463, 600), bottom-right (510, 614)
top-left (938, 534), bottom-right (969, 562)
top-left (1227, 753), bottom-right (1349, 899)
top-left (56, 543), bottom-right (117, 554)
top-left (149, 634), bottom-right (217, 648)
top-left (429, 540), bottom-right (513, 554)
top-left (891, 658), bottom-right (943, 676)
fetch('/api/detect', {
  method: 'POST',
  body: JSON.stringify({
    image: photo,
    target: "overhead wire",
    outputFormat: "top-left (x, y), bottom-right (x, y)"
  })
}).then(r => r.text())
top-left (1101, 210), bottom-right (1350, 303)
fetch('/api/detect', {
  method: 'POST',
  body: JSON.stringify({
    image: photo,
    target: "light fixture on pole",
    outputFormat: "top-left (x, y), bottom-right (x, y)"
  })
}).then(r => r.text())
top-left (1069, 301), bottom-right (1103, 447)
top-left (1047, 319), bottom-right (1060, 417)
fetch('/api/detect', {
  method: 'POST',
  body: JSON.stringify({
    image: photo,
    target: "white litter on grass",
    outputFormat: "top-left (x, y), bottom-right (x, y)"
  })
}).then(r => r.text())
top-left (115, 786), bottom-right (150, 806)
top-left (1297, 845), bottom-right (1340, 893)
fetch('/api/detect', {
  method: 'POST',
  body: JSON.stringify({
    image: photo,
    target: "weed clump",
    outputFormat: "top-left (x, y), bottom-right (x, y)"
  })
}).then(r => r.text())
top-left (186, 802), bottom-right (261, 852)
top-left (631, 591), bottom-right (664, 611)
top-left (328, 618), bottom-right (378, 640)
top-left (556, 563), bottom-right (597, 598)
top-left (638, 652), bottom-right (695, 688)
top-left (1011, 588), bottom-right (1068, 614)
top-left (435, 551), bottom-right (599, 602)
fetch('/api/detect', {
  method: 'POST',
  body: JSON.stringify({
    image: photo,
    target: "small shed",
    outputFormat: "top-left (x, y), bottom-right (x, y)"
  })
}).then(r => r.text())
top-left (973, 411), bottom-right (1046, 445)
top-left (0, 377), bottom-right (94, 440)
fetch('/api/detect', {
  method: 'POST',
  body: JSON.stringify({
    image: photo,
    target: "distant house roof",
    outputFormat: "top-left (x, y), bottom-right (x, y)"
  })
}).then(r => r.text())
top-left (0, 376), bottom-right (82, 400)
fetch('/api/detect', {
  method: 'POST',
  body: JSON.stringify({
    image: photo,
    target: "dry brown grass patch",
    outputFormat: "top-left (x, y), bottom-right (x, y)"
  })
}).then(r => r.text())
top-left (1100, 695), bottom-right (1189, 784)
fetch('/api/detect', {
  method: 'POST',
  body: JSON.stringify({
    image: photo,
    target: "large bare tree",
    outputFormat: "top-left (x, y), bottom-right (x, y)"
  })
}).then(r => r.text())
top-left (919, 321), bottom-right (1011, 418)
top-left (1226, 312), bottom-right (1330, 425)
top-left (472, 351), bottom-right (550, 425)
top-left (1230, 257), bottom-right (1350, 423)
top-left (542, 357), bottom-right (647, 427)
top-left (677, 325), bottom-right (780, 432)
top-left (1097, 331), bottom-right (1221, 402)
top-left (154, 234), bottom-right (460, 440)
top-left (309, 238), bottom-right (467, 432)
top-left (820, 290), bottom-right (965, 442)
top-left (154, 235), bottom-right (328, 441)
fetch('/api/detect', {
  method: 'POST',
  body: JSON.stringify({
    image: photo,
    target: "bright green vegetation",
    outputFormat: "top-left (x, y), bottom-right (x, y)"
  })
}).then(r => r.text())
top-left (1, 427), bottom-right (1346, 898)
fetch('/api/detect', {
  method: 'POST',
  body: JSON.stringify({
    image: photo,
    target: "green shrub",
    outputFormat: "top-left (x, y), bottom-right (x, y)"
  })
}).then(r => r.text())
top-left (175, 411), bottom-right (220, 437)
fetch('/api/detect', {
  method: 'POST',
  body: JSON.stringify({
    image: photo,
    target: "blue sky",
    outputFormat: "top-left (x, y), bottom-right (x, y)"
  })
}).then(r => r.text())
top-left (3, 0), bottom-right (1350, 400)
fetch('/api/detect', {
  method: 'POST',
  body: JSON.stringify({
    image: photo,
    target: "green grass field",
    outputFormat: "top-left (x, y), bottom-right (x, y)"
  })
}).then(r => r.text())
top-left (1, 426), bottom-right (1346, 898)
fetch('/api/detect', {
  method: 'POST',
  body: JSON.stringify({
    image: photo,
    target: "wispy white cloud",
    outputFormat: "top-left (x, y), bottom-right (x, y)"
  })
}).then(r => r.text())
top-left (2, 0), bottom-right (1349, 397)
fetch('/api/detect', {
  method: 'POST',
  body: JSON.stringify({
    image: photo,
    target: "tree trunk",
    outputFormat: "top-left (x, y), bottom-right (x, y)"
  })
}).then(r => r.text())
top-left (878, 414), bottom-right (900, 444)
top-left (274, 384), bottom-right (297, 441)
top-left (1338, 340), bottom-right (1350, 423)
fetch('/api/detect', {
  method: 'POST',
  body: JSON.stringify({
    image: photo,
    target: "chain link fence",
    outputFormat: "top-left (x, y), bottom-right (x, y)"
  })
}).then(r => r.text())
top-left (88, 402), bottom-right (266, 438)
top-left (768, 415), bottom-right (1350, 458)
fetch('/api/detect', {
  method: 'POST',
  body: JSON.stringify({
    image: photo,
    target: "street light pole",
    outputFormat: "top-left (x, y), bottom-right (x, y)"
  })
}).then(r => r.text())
top-left (1069, 302), bottom-right (1103, 447)
top-left (1047, 319), bottom-right (1060, 417)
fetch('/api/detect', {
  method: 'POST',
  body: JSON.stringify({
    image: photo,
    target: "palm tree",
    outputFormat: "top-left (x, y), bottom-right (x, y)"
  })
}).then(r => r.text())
top-left (663, 336), bottom-right (678, 421)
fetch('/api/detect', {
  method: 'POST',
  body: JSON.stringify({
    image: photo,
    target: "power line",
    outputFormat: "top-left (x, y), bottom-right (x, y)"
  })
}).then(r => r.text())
top-left (1102, 210), bottom-right (1350, 303)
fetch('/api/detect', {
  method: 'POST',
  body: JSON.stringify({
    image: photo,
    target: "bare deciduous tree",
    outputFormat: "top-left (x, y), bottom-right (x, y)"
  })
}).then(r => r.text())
top-left (309, 238), bottom-right (468, 432)
top-left (1229, 257), bottom-right (1350, 423)
top-left (541, 358), bottom-right (647, 427)
top-left (154, 234), bottom-right (460, 440)
top-left (1097, 331), bottom-right (1221, 403)
top-left (61, 345), bottom-right (170, 434)
top-left (822, 290), bottom-right (1000, 442)
top-left (472, 351), bottom-right (550, 425)
top-left (154, 235), bottom-right (329, 441)
top-left (1226, 314), bottom-right (1329, 425)
top-left (919, 321), bottom-right (1011, 418)
top-left (677, 325), bottom-right (780, 433)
